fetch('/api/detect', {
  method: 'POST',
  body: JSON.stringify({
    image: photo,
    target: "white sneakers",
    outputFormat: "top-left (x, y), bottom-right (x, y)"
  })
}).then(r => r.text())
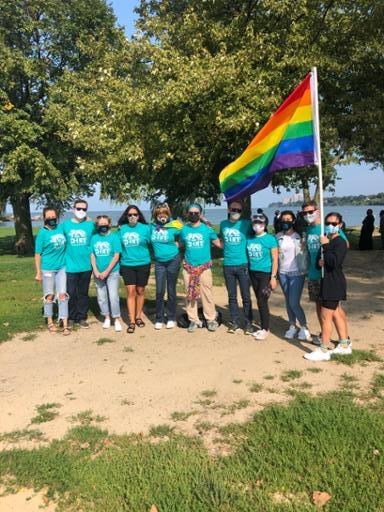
top-left (103, 317), bottom-right (122, 332)
top-left (298, 327), bottom-right (312, 342)
top-left (285, 325), bottom-right (298, 339)
top-left (102, 318), bottom-right (111, 329)
top-left (166, 320), bottom-right (176, 329)
top-left (154, 322), bottom-right (163, 330)
top-left (253, 329), bottom-right (269, 340)
top-left (114, 319), bottom-right (122, 332)
top-left (332, 343), bottom-right (352, 355)
top-left (304, 348), bottom-right (331, 361)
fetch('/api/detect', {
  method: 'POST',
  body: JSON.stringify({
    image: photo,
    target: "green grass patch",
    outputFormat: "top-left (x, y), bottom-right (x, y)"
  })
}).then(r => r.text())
top-left (170, 411), bottom-right (196, 422)
top-left (249, 383), bottom-right (263, 393)
top-left (0, 429), bottom-right (45, 443)
top-left (21, 333), bottom-right (38, 342)
top-left (95, 337), bottom-right (115, 346)
top-left (200, 389), bottom-right (217, 398)
top-left (31, 403), bottom-right (61, 424)
top-left (281, 370), bottom-right (303, 382)
top-left (69, 409), bottom-right (107, 425)
top-left (148, 424), bottom-right (175, 438)
top-left (263, 374), bottom-right (275, 380)
top-left (306, 367), bottom-right (323, 374)
top-left (332, 349), bottom-right (382, 366)
top-left (1, 394), bottom-right (383, 510)
top-left (122, 346), bottom-right (134, 353)
top-left (371, 374), bottom-right (384, 397)
top-left (232, 379), bottom-right (243, 384)
top-left (222, 399), bottom-right (250, 416)
top-left (194, 421), bottom-right (216, 434)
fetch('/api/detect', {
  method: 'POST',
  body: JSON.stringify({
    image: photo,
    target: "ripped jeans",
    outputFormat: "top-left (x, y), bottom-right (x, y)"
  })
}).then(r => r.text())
top-left (42, 267), bottom-right (68, 320)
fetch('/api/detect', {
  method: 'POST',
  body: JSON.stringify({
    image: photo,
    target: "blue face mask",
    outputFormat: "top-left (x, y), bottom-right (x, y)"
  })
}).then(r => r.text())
top-left (325, 225), bottom-right (339, 236)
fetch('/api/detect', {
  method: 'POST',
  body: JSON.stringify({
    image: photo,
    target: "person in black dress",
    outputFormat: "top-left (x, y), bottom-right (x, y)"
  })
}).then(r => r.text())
top-left (304, 212), bottom-right (350, 361)
top-left (358, 208), bottom-right (375, 250)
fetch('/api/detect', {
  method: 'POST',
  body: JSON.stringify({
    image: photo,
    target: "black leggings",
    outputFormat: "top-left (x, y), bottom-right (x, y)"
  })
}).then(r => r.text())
top-left (249, 270), bottom-right (271, 330)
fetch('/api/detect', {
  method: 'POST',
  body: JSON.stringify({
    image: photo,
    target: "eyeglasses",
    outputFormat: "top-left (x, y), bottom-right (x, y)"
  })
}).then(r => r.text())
top-left (128, 213), bottom-right (139, 218)
top-left (75, 207), bottom-right (87, 212)
top-left (230, 208), bottom-right (242, 213)
top-left (253, 220), bottom-right (264, 225)
top-left (303, 209), bottom-right (316, 215)
top-left (325, 221), bottom-right (339, 226)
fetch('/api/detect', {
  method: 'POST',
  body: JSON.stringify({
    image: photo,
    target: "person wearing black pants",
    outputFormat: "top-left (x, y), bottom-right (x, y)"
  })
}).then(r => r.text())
top-left (219, 200), bottom-right (253, 334)
top-left (66, 270), bottom-right (92, 323)
top-left (246, 213), bottom-right (278, 340)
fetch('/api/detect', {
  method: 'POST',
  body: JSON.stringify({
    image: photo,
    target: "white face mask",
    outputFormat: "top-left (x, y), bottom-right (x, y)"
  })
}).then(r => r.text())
top-left (74, 209), bottom-right (87, 220)
top-left (230, 212), bottom-right (241, 221)
top-left (253, 224), bottom-right (265, 234)
top-left (304, 212), bottom-right (318, 224)
top-left (157, 216), bottom-right (168, 224)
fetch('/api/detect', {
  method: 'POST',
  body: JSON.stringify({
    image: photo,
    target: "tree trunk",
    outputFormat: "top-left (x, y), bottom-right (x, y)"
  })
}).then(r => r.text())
top-left (313, 183), bottom-right (320, 205)
top-left (242, 195), bottom-right (252, 219)
top-left (10, 194), bottom-right (34, 255)
top-left (301, 178), bottom-right (311, 203)
top-left (0, 198), bottom-right (6, 218)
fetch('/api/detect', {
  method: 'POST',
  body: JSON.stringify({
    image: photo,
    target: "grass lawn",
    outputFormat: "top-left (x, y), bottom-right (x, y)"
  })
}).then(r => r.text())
top-left (1, 392), bottom-right (384, 510)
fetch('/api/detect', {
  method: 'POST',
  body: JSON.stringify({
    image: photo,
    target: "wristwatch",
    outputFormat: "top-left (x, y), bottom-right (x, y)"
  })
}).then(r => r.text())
top-left (271, 274), bottom-right (277, 279)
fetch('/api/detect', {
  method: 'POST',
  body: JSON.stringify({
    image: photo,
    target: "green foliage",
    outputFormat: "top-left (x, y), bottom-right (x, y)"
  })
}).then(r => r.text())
top-left (281, 370), bottom-right (303, 382)
top-left (2, 394), bottom-right (384, 510)
top-left (332, 349), bottom-right (382, 366)
top-left (95, 337), bottom-right (115, 346)
top-left (31, 403), bottom-right (61, 424)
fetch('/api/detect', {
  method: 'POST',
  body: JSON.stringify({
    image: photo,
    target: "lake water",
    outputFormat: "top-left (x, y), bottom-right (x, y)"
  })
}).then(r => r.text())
top-left (16, 204), bottom-right (384, 228)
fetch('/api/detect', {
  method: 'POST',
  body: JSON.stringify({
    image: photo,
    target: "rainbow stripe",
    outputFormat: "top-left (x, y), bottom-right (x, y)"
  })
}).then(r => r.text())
top-left (219, 74), bottom-right (316, 202)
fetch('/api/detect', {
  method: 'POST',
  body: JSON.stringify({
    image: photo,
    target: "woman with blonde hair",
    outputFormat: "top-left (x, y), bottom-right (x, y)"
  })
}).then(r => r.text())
top-left (150, 203), bottom-right (182, 329)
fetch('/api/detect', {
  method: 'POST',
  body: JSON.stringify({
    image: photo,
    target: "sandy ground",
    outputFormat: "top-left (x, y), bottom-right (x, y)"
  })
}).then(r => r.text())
top-left (0, 250), bottom-right (383, 510)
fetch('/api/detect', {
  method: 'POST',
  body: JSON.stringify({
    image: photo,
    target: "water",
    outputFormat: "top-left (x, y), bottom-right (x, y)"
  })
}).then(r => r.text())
top-left (3, 204), bottom-right (384, 228)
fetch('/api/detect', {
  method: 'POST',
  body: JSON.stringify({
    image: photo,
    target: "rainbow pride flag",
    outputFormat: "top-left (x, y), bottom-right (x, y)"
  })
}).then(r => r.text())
top-left (219, 73), bottom-right (318, 202)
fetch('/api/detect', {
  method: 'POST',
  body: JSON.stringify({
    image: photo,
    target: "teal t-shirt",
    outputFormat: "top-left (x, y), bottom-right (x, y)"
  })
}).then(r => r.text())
top-left (119, 223), bottom-right (151, 266)
top-left (305, 224), bottom-right (348, 280)
top-left (35, 225), bottom-right (66, 271)
top-left (247, 233), bottom-right (278, 272)
top-left (62, 219), bottom-right (95, 273)
top-left (220, 219), bottom-right (252, 266)
top-left (180, 223), bottom-right (218, 266)
top-left (150, 224), bottom-right (180, 262)
top-left (90, 232), bottom-right (122, 273)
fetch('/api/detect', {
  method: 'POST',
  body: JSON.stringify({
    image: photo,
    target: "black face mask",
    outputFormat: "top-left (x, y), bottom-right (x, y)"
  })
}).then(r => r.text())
top-left (188, 212), bottom-right (200, 223)
top-left (98, 226), bottom-right (109, 234)
top-left (281, 221), bottom-right (293, 231)
top-left (45, 218), bottom-right (57, 228)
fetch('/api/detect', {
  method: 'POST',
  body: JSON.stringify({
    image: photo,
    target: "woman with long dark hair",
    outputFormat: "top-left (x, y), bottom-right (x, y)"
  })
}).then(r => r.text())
top-left (358, 209), bottom-right (375, 250)
top-left (118, 205), bottom-right (151, 333)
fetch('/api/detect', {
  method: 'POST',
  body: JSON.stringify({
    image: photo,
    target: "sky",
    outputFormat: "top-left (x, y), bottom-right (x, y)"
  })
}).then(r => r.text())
top-left (29, 0), bottom-right (384, 212)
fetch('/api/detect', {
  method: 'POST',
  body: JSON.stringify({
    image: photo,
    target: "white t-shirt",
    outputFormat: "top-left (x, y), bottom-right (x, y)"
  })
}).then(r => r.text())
top-left (278, 232), bottom-right (299, 273)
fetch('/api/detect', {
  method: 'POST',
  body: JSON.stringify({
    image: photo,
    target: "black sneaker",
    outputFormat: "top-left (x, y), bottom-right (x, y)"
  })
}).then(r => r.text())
top-left (79, 320), bottom-right (90, 329)
top-left (244, 324), bottom-right (254, 335)
top-left (68, 320), bottom-right (75, 328)
top-left (227, 322), bottom-right (241, 334)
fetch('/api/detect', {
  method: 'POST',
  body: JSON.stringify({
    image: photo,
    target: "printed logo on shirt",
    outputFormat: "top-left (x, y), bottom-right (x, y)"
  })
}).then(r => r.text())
top-left (151, 229), bottom-right (169, 243)
top-left (307, 234), bottom-right (320, 252)
top-left (94, 241), bottom-right (111, 256)
top-left (122, 232), bottom-right (140, 247)
top-left (69, 229), bottom-right (87, 246)
top-left (50, 234), bottom-right (66, 249)
top-left (223, 227), bottom-right (241, 245)
top-left (247, 242), bottom-right (263, 259)
top-left (185, 232), bottom-right (204, 248)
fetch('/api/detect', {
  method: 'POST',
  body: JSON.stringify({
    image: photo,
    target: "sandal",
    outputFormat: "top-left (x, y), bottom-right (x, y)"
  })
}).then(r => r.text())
top-left (127, 322), bottom-right (136, 334)
top-left (47, 323), bottom-right (58, 333)
top-left (62, 327), bottom-right (71, 336)
top-left (135, 318), bottom-right (145, 328)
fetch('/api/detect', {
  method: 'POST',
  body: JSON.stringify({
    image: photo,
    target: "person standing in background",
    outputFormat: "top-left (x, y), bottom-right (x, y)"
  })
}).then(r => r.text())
top-left (273, 210), bottom-right (282, 234)
top-left (219, 200), bottom-right (253, 334)
top-left (118, 205), bottom-right (151, 334)
top-left (358, 208), bottom-right (375, 250)
top-left (151, 203), bottom-right (181, 330)
top-left (34, 207), bottom-right (69, 335)
top-left (90, 215), bottom-right (123, 332)
top-left (62, 199), bottom-right (95, 328)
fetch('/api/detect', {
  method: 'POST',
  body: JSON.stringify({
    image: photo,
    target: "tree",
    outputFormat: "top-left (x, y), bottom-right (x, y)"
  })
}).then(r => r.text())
top-left (0, 0), bottom-right (119, 254)
top-left (49, 0), bottom-right (384, 211)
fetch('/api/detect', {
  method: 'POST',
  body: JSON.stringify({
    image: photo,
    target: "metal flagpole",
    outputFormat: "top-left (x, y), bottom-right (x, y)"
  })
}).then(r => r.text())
top-left (311, 66), bottom-right (324, 237)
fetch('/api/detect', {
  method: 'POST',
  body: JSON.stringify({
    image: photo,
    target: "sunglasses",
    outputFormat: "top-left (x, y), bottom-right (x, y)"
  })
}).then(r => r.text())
top-left (75, 207), bottom-right (87, 212)
top-left (325, 221), bottom-right (339, 226)
top-left (303, 210), bottom-right (316, 215)
top-left (128, 213), bottom-right (139, 218)
top-left (230, 208), bottom-right (242, 213)
top-left (253, 220), bottom-right (264, 225)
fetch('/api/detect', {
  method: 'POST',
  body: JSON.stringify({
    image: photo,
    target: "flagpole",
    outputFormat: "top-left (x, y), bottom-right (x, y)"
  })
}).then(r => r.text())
top-left (311, 66), bottom-right (324, 237)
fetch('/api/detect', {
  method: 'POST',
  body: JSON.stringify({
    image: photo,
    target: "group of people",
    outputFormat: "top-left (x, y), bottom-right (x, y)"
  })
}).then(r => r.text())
top-left (34, 198), bottom-right (352, 361)
top-left (359, 208), bottom-right (384, 250)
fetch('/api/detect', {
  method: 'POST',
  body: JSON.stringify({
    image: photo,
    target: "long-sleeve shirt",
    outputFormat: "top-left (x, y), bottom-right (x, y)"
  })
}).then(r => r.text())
top-left (317, 236), bottom-right (348, 301)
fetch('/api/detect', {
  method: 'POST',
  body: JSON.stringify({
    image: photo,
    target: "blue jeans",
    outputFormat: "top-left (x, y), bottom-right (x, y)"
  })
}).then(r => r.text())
top-left (278, 273), bottom-right (307, 327)
top-left (155, 254), bottom-right (180, 322)
top-left (42, 267), bottom-right (68, 320)
top-left (223, 264), bottom-right (253, 327)
top-left (94, 271), bottom-right (121, 318)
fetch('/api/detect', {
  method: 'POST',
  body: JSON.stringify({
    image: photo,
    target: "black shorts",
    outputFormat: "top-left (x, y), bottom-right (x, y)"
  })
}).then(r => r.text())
top-left (321, 300), bottom-right (340, 311)
top-left (120, 264), bottom-right (151, 287)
